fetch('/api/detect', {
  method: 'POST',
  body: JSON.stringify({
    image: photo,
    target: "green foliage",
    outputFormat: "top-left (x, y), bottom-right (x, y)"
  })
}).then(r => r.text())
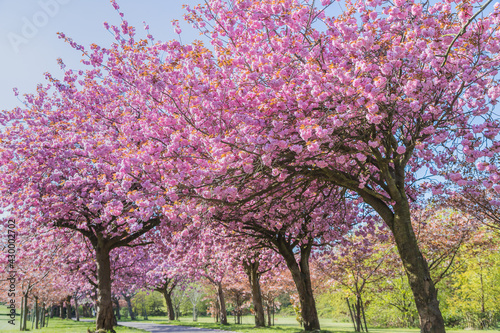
top-left (446, 246), bottom-right (500, 329)
top-left (131, 291), bottom-right (166, 317)
top-left (120, 307), bottom-right (129, 319)
top-left (315, 291), bottom-right (350, 322)
top-left (276, 293), bottom-right (292, 310)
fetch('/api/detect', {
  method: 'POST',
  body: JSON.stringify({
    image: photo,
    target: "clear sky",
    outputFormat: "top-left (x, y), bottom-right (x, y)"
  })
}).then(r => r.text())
top-left (0, 0), bottom-right (204, 111)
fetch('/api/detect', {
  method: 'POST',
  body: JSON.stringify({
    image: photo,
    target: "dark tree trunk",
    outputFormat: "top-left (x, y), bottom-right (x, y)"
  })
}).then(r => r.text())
top-left (41, 304), bottom-right (46, 327)
top-left (34, 296), bottom-right (39, 329)
top-left (19, 295), bottom-right (24, 331)
top-left (267, 303), bottom-right (271, 327)
top-left (243, 260), bottom-right (266, 327)
top-left (143, 304), bottom-right (148, 320)
top-left (163, 291), bottom-right (175, 321)
top-left (66, 295), bottom-right (72, 320)
top-left (276, 237), bottom-right (320, 331)
top-left (75, 296), bottom-right (80, 321)
top-left (22, 293), bottom-right (28, 331)
top-left (390, 205), bottom-right (445, 333)
top-left (356, 297), bottom-right (362, 332)
top-left (113, 297), bottom-right (121, 320)
top-left (95, 242), bottom-right (115, 332)
top-left (214, 297), bottom-right (220, 323)
top-left (60, 300), bottom-right (64, 319)
top-left (217, 283), bottom-right (228, 325)
top-left (123, 294), bottom-right (136, 320)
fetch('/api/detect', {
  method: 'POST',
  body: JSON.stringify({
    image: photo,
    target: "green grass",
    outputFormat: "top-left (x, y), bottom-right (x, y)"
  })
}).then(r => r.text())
top-left (120, 314), bottom-right (500, 333)
top-left (0, 317), bottom-right (147, 332)
top-left (0, 307), bottom-right (146, 333)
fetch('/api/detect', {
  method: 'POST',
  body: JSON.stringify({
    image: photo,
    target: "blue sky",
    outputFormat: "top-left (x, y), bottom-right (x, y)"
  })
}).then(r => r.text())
top-left (0, 0), bottom-right (204, 111)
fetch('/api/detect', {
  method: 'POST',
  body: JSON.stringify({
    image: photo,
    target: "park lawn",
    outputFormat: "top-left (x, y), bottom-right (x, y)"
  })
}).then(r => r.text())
top-left (121, 314), bottom-right (499, 333)
top-left (0, 317), bottom-right (148, 332)
top-left (0, 308), bottom-right (146, 333)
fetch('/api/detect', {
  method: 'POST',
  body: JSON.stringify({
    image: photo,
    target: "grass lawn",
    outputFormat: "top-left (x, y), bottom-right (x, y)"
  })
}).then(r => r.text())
top-left (0, 306), bottom-right (147, 333)
top-left (119, 314), bottom-right (499, 333)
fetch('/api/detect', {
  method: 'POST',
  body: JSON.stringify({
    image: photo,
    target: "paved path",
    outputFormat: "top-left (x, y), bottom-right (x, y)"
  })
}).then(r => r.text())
top-left (117, 322), bottom-right (237, 333)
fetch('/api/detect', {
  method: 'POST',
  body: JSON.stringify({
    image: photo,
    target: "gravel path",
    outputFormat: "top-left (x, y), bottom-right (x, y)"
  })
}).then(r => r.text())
top-left (117, 322), bottom-right (237, 333)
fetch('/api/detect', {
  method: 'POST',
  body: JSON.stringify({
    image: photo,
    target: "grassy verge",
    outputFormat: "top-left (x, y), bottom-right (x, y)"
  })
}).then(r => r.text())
top-left (0, 315), bottom-right (147, 332)
top-left (118, 315), bottom-right (499, 333)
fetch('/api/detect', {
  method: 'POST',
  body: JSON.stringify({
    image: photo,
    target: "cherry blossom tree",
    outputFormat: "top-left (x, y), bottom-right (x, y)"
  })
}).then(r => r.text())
top-left (210, 183), bottom-right (358, 330)
top-left (2, 0), bottom-right (500, 332)
top-left (0, 47), bottom-right (180, 331)
top-left (241, 248), bottom-right (279, 327)
top-left (164, 1), bottom-right (500, 331)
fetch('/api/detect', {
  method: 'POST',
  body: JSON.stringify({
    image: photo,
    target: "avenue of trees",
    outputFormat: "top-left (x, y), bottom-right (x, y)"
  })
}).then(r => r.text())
top-left (1, 0), bottom-right (500, 332)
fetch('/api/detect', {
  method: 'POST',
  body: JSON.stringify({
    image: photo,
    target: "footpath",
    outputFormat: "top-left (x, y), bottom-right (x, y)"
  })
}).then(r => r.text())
top-left (117, 321), bottom-right (237, 333)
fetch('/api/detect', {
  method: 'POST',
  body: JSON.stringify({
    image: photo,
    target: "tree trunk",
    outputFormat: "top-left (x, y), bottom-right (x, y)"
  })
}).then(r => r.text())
top-left (356, 297), bottom-right (362, 332)
top-left (19, 295), bottom-right (23, 331)
top-left (390, 205), bottom-right (445, 333)
top-left (34, 296), bottom-right (39, 329)
top-left (214, 297), bottom-right (220, 323)
top-left (60, 300), bottom-right (64, 319)
top-left (113, 297), bottom-right (121, 320)
top-left (276, 237), bottom-right (320, 331)
top-left (123, 295), bottom-right (136, 320)
top-left (243, 260), bottom-right (266, 327)
top-left (161, 291), bottom-right (175, 321)
top-left (66, 295), bottom-right (72, 320)
top-left (95, 242), bottom-right (115, 332)
top-left (22, 294), bottom-right (28, 331)
top-left (217, 283), bottom-right (228, 325)
top-left (31, 307), bottom-right (35, 330)
top-left (272, 300), bottom-right (275, 326)
top-left (267, 303), bottom-right (271, 327)
top-left (41, 304), bottom-right (46, 327)
top-left (75, 296), bottom-right (80, 321)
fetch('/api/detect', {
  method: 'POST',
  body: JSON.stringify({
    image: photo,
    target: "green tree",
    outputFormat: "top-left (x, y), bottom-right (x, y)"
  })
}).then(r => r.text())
top-left (448, 239), bottom-right (500, 329)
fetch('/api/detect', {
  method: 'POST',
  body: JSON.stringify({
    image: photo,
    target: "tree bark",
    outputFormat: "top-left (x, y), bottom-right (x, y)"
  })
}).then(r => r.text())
top-left (123, 294), bottom-right (136, 320)
top-left (75, 296), bottom-right (80, 321)
top-left (113, 297), bottom-right (121, 320)
top-left (41, 304), bottom-right (46, 327)
top-left (22, 294), bottom-right (28, 331)
top-left (34, 296), bottom-right (39, 329)
top-left (275, 237), bottom-right (320, 331)
top-left (66, 295), bottom-right (72, 320)
top-left (19, 295), bottom-right (23, 331)
top-left (243, 260), bottom-right (266, 327)
top-left (165, 292), bottom-right (175, 321)
top-left (214, 297), bottom-right (220, 323)
top-left (217, 282), bottom-right (228, 325)
top-left (95, 241), bottom-right (115, 332)
top-left (390, 204), bottom-right (445, 333)
top-left (60, 300), bottom-right (64, 319)
top-left (46, 307), bottom-right (50, 327)
top-left (267, 303), bottom-right (271, 327)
